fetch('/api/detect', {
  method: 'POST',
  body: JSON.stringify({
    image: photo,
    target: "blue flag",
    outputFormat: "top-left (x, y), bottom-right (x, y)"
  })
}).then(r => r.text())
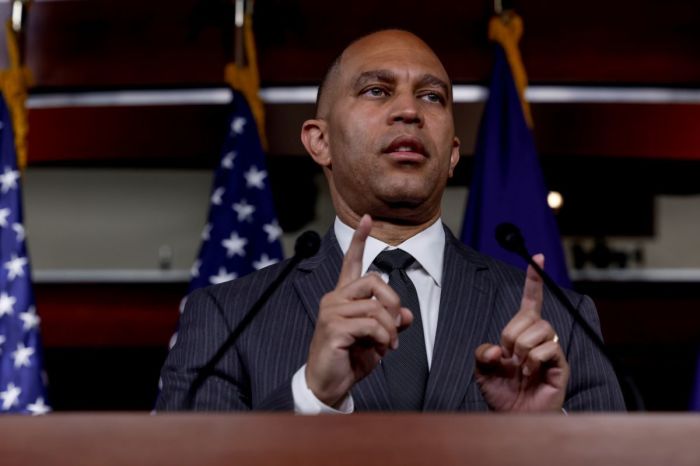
top-left (187, 89), bottom-right (284, 294)
top-left (0, 95), bottom-right (51, 415)
top-left (461, 43), bottom-right (571, 287)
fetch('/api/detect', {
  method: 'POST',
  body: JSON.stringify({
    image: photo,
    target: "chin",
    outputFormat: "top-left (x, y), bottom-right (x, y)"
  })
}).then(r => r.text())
top-left (374, 206), bottom-right (433, 226)
top-left (380, 184), bottom-right (432, 205)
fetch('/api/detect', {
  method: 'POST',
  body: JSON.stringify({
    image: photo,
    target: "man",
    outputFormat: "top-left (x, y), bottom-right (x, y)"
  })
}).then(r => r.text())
top-left (157, 30), bottom-right (625, 412)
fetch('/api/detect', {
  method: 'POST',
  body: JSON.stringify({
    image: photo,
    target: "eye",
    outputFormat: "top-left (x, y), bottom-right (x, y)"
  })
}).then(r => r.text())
top-left (362, 86), bottom-right (388, 98)
top-left (421, 92), bottom-right (445, 104)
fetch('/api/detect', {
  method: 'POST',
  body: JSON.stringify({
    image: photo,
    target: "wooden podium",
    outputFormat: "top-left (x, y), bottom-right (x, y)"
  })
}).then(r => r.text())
top-left (1, 414), bottom-right (699, 465)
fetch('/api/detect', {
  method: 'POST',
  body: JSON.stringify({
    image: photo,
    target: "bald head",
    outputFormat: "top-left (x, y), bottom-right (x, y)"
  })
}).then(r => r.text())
top-left (301, 28), bottom-right (460, 229)
top-left (316, 30), bottom-right (452, 118)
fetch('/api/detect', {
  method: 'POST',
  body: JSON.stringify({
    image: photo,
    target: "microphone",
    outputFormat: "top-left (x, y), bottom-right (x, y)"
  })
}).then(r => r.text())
top-left (495, 222), bottom-right (644, 411)
top-left (294, 230), bottom-right (323, 258)
top-left (495, 222), bottom-right (527, 256)
top-left (184, 230), bottom-right (321, 409)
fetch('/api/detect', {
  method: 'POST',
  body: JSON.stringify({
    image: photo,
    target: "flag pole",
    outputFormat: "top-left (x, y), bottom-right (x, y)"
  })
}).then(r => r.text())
top-left (494, 0), bottom-right (503, 15)
top-left (234, 0), bottom-right (246, 68)
top-left (225, 0), bottom-right (267, 149)
top-left (2, 1), bottom-right (32, 170)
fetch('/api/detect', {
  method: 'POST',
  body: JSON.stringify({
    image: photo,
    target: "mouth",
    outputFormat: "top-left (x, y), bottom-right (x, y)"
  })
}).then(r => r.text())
top-left (382, 136), bottom-right (428, 162)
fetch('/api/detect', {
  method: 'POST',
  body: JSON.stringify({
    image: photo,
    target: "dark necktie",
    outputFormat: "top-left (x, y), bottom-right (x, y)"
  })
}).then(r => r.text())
top-left (373, 249), bottom-right (429, 410)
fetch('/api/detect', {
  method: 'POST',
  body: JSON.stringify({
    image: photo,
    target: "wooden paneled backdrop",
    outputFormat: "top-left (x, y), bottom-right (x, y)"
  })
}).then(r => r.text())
top-left (0, 0), bottom-right (695, 165)
top-left (0, 0), bottom-right (699, 410)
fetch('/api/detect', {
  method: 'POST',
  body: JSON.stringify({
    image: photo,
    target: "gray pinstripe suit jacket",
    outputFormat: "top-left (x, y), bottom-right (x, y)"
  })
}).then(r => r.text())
top-left (157, 226), bottom-right (625, 411)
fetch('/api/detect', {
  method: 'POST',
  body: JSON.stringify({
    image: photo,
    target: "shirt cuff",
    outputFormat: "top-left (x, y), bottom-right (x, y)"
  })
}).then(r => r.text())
top-left (291, 364), bottom-right (354, 415)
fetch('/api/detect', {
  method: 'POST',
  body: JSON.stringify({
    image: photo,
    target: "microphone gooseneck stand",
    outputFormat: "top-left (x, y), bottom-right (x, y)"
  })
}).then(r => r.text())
top-left (184, 230), bottom-right (321, 410)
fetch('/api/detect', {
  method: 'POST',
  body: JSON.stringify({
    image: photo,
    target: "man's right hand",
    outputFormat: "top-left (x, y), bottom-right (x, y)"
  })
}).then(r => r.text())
top-left (305, 214), bottom-right (414, 407)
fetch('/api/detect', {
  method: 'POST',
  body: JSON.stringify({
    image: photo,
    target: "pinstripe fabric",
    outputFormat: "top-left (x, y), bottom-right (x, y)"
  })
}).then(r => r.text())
top-left (156, 226), bottom-right (625, 412)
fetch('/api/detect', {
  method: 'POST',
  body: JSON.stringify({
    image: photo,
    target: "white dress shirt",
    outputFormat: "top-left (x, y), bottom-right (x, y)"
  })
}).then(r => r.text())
top-left (292, 217), bottom-right (446, 414)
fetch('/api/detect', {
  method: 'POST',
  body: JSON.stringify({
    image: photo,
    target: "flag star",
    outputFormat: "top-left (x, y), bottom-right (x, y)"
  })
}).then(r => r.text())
top-left (201, 223), bottom-right (212, 241)
top-left (244, 166), bottom-right (268, 189)
top-left (232, 199), bottom-right (255, 222)
top-left (211, 187), bottom-right (225, 206)
top-left (12, 223), bottom-right (24, 241)
top-left (12, 342), bottom-right (34, 368)
top-left (231, 117), bottom-right (247, 135)
top-left (0, 208), bottom-right (10, 227)
top-left (0, 383), bottom-right (21, 410)
top-left (209, 267), bottom-right (237, 285)
top-left (0, 167), bottom-right (20, 193)
top-left (222, 232), bottom-right (248, 257)
top-left (221, 151), bottom-right (237, 169)
top-left (190, 259), bottom-right (201, 278)
top-left (27, 397), bottom-right (51, 416)
top-left (253, 254), bottom-right (279, 271)
top-left (0, 335), bottom-right (5, 354)
top-left (19, 306), bottom-right (40, 331)
top-left (263, 221), bottom-right (283, 243)
top-left (4, 254), bottom-right (28, 281)
top-left (0, 292), bottom-right (16, 318)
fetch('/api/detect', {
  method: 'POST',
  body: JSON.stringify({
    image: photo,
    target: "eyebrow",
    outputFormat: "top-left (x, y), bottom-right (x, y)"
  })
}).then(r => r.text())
top-left (353, 70), bottom-right (396, 89)
top-left (417, 74), bottom-right (450, 96)
top-left (353, 70), bottom-right (450, 97)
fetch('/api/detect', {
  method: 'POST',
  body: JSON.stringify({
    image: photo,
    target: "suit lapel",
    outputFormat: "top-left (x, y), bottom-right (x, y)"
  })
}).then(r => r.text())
top-left (292, 229), bottom-right (342, 326)
top-left (423, 228), bottom-right (494, 411)
top-left (292, 228), bottom-right (392, 410)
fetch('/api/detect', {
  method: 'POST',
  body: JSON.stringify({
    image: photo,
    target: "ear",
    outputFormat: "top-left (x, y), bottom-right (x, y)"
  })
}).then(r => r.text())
top-left (301, 119), bottom-right (331, 167)
top-left (447, 136), bottom-right (461, 177)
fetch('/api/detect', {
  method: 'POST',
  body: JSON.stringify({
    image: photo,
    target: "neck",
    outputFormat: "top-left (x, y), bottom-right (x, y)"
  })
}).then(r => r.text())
top-left (337, 210), bottom-right (440, 246)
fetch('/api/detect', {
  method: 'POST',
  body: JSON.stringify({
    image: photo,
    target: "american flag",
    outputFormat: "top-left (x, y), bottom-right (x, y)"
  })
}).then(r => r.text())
top-left (0, 94), bottom-right (50, 415)
top-left (160, 89), bottom-right (284, 397)
top-left (187, 89), bottom-right (284, 295)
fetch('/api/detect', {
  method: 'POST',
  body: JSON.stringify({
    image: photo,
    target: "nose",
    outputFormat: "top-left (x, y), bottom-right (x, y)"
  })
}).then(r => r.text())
top-left (387, 93), bottom-right (423, 127)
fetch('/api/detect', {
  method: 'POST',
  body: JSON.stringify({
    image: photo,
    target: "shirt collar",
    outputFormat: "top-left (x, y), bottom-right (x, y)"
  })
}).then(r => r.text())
top-left (334, 217), bottom-right (445, 286)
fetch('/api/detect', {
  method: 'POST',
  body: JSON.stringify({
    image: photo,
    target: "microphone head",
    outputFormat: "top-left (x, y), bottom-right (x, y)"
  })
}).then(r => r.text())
top-left (294, 230), bottom-right (322, 259)
top-left (495, 222), bottom-right (527, 256)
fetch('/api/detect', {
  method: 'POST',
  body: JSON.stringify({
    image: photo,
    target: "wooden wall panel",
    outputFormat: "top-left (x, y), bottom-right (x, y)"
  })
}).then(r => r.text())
top-left (26, 102), bottom-right (700, 167)
top-left (8, 0), bottom-right (700, 87)
top-left (27, 105), bottom-right (229, 165)
top-left (25, 0), bottom-right (230, 87)
top-left (533, 104), bottom-right (700, 160)
top-left (0, 0), bottom-right (694, 168)
top-left (36, 283), bottom-right (182, 347)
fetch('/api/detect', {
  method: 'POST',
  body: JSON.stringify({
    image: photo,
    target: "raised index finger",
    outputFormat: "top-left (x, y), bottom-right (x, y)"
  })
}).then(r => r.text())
top-left (337, 214), bottom-right (373, 287)
top-left (519, 253), bottom-right (545, 317)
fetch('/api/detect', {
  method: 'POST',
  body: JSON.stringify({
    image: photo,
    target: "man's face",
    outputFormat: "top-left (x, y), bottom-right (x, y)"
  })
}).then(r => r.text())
top-left (304, 31), bottom-right (460, 225)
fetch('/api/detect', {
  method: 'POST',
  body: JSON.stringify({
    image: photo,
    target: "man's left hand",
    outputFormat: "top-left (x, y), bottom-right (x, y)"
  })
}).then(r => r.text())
top-left (474, 254), bottom-right (570, 412)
